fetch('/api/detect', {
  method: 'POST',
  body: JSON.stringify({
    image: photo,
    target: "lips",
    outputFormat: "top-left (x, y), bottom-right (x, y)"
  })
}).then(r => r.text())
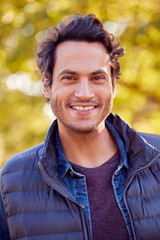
top-left (71, 106), bottom-right (96, 111)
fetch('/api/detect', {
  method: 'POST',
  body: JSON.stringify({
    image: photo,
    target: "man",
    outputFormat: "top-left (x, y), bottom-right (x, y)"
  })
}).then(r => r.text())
top-left (0, 14), bottom-right (160, 240)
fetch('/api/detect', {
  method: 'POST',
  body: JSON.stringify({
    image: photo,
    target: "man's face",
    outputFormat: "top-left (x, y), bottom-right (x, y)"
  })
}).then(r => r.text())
top-left (43, 41), bottom-right (115, 134)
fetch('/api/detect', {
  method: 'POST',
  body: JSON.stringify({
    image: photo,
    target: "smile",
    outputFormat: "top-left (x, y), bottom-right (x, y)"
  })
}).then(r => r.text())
top-left (71, 106), bottom-right (96, 111)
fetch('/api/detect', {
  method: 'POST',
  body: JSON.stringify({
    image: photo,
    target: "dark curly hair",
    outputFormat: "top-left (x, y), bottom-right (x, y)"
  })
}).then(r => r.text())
top-left (36, 13), bottom-right (125, 88)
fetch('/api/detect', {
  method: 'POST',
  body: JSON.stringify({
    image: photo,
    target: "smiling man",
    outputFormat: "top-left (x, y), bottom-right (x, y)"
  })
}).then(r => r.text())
top-left (1, 14), bottom-right (160, 240)
top-left (48, 41), bottom-right (114, 136)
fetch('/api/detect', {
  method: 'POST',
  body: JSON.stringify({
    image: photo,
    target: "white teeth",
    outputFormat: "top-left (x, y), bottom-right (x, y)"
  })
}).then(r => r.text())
top-left (72, 106), bottom-right (95, 111)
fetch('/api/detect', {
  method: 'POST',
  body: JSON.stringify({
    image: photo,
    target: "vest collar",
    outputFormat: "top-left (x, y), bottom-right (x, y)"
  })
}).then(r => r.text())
top-left (107, 113), bottom-right (160, 179)
top-left (40, 114), bottom-right (160, 188)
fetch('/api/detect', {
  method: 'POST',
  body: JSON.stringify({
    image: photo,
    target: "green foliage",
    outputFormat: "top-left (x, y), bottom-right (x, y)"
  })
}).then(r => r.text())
top-left (0, 0), bottom-right (160, 168)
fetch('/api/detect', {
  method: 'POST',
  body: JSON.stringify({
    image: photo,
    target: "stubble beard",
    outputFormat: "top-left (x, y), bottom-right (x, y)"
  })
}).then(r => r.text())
top-left (51, 97), bottom-right (113, 135)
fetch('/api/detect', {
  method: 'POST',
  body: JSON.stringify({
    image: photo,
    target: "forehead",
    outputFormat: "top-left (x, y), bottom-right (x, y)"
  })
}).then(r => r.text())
top-left (54, 41), bottom-right (110, 74)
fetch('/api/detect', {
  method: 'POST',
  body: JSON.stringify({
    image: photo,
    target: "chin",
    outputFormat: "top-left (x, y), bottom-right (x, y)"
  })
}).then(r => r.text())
top-left (66, 122), bottom-right (101, 134)
top-left (71, 128), bottom-right (95, 134)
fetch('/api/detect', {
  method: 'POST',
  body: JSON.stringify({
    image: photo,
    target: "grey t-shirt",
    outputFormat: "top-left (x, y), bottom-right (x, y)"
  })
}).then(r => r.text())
top-left (71, 151), bottom-right (130, 240)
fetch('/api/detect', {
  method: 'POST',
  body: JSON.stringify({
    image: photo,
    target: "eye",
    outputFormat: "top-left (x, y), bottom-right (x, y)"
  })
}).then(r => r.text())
top-left (62, 75), bottom-right (77, 81)
top-left (92, 75), bottom-right (105, 81)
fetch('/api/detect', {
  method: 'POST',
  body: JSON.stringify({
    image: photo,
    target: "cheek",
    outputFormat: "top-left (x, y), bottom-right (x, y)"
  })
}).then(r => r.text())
top-left (51, 87), bottom-right (71, 108)
top-left (51, 86), bottom-right (62, 101)
top-left (54, 85), bottom-right (75, 100)
top-left (98, 86), bottom-right (113, 99)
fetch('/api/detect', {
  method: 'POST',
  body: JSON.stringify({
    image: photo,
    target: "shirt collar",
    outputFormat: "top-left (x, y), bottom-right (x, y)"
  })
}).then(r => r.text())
top-left (105, 119), bottom-right (129, 169)
top-left (56, 120), bottom-right (129, 178)
top-left (55, 128), bottom-right (74, 178)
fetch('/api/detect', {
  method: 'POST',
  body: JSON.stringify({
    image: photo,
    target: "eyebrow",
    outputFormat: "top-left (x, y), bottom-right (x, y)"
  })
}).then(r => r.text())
top-left (57, 69), bottom-right (78, 79)
top-left (57, 69), bottom-right (109, 79)
top-left (90, 69), bottom-right (108, 75)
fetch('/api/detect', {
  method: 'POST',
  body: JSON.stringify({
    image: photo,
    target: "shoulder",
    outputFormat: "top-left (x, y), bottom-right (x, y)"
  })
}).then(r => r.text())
top-left (1, 142), bottom-right (45, 199)
top-left (139, 133), bottom-right (160, 151)
top-left (1, 142), bottom-right (44, 175)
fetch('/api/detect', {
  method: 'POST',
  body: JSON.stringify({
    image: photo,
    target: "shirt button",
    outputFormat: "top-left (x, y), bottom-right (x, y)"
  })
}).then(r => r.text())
top-left (70, 171), bottom-right (74, 177)
top-left (80, 203), bottom-right (85, 209)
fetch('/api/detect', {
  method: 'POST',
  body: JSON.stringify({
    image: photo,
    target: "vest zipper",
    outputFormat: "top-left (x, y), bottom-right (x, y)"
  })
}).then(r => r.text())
top-left (123, 152), bottom-right (160, 240)
top-left (38, 161), bottom-right (92, 240)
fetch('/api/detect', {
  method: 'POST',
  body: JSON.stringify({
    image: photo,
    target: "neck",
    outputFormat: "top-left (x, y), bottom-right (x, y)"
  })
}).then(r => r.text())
top-left (58, 121), bottom-right (118, 168)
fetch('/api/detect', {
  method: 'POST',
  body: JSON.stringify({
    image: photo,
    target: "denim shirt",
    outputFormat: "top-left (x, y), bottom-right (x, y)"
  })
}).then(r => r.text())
top-left (56, 130), bottom-right (93, 232)
top-left (56, 120), bottom-right (134, 240)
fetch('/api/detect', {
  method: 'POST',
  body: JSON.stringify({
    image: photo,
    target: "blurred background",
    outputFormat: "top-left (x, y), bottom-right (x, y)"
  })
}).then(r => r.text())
top-left (0, 0), bottom-right (160, 168)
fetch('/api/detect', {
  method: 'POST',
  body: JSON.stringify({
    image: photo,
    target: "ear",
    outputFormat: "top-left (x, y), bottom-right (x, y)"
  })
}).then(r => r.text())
top-left (42, 73), bottom-right (51, 100)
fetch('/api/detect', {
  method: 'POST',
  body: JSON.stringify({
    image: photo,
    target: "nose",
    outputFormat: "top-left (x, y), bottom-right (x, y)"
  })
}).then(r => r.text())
top-left (75, 78), bottom-right (94, 100)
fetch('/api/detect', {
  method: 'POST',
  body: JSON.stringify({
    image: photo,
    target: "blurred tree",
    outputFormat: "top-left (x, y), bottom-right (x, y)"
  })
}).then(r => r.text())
top-left (0, 0), bottom-right (160, 168)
